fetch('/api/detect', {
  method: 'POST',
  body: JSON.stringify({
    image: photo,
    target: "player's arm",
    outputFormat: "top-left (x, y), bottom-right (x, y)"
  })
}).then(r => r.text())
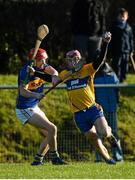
top-left (43, 65), bottom-right (59, 86)
top-left (27, 65), bottom-right (53, 82)
top-left (43, 64), bottom-right (58, 76)
top-left (35, 70), bottom-right (62, 86)
top-left (19, 82), bottom-right (43, 99)
top-left (19, 70), bottom-right (44, 99)
top-left (27, 66), bottom-right (61, 85)
top-left (35, 70), bottom-right (52, 82)
top-left (92, 32), bottom-right (112, 71)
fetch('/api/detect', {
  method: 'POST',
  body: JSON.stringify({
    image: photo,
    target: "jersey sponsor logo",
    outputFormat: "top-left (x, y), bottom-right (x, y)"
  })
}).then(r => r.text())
top-left (28, 78), bottom-right (44, 90)
top-left (71, 79), bottom-right (79, 86)
top-left (66, 76), bottom-right (89, 90)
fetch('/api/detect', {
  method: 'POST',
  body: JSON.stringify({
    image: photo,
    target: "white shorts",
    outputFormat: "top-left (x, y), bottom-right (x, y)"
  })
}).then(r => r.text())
top-left (16, 105), bottom-right (42, 125)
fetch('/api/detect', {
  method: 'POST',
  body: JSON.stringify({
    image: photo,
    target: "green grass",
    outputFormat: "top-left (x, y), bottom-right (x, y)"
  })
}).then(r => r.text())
top-left (126, 73), bottom-right (135, 83)
top-left (0, 73), bottom-right (135, 164)
top-left (0, 74), bottom-right (17, 84)
top-left (0, 162), bottom-right (135, 179)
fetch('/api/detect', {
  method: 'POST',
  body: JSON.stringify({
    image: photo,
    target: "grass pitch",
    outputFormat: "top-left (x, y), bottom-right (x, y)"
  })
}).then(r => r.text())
top-left (0, 74), bottom-right (135, 179)
top-left (0, 161), bottom-right (134, 179)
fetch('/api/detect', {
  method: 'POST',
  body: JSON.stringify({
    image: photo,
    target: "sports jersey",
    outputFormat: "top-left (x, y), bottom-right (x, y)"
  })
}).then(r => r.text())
top-left (16, 61), bottom-right (47, 109)
top-left (59, 63), bottom-right (96, 112)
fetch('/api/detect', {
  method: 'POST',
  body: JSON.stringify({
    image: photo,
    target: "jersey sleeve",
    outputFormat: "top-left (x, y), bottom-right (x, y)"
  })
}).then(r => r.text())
top-left (86, 64), bottom-right (96, 78)
top-left (19, 61), bottom-right (33, 85)
top-left (59, 70), bottom-right (69, 81)
top-left (34, 71), bottom-right (52, 82)
top-left (19, 67), bottom-right (28, 85)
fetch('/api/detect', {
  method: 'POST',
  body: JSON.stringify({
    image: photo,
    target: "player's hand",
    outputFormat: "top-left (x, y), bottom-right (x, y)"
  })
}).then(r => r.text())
top-left (102, 32), bottom-right (112, 43)
top-left (27, 66), bottom-right (35, 76)
top-left (52, 75), bottom-right (59, 86)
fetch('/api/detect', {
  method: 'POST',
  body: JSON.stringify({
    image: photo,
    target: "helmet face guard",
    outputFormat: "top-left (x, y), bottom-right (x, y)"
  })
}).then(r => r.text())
top-left (65, 50), bottom-right (82, 70)
top-left (65, 57), bottom-right (80, 70)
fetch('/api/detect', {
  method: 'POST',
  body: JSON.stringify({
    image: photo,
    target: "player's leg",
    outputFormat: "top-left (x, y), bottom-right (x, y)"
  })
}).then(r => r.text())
top-left (94, 116), bottom-right (111, 137)
top-left (27, 109), bottom-right (57, 165)
top-left (85, 103), bottom-right (120, 156)
top-left (38, 129), bottom-right (49, 155)
top-left (85, 126), bottom-right (112, 161)
top-left (27, 106), bottom-right (67, 165)
top-left (94, 116), bottom-right (122, 156)
top-left (106, 112), bottom-right (123, 161)
top-left (28, 107), bottom-right (57, 151)
top-left (74, 106), bottom-right (116, 164)
top-left (16, 107), bottom-right (50, 165)
top-left (30, 129), bottom-right (49, 165)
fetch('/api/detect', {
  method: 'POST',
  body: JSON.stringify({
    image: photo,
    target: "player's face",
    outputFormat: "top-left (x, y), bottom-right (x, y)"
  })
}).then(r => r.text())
top-left (66, 57), bottom-right (80, 70)
top-left (36, 58), bottom-right (47, 69)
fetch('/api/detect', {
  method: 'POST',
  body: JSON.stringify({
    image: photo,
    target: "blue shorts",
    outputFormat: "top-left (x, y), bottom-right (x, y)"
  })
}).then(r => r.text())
top-left (74, 104), bottom-right (104, 133)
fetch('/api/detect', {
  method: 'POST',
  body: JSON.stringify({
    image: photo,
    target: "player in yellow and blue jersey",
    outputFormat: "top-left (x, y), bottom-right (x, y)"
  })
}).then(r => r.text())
top-left (28, 32), bottom-right (122, 165)
top-left (16, 48), bottom-right (67, 166)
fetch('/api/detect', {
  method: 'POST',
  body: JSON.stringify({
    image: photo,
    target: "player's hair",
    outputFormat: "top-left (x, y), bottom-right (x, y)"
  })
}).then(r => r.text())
top-left (116, 8), bottom-right (128, 17)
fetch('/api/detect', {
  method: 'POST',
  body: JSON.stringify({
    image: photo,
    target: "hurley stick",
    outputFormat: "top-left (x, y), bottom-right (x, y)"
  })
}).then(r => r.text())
top-left (42, 71), bottom-right (73, 97)
top-left (32, 24), bottom-right (49, 60)
top-left (42, 60), bottom-right (85, 97)
top-left (41, 65), bottom-right (84, 100)
top-left (24, 24), bottom-right (49, 84)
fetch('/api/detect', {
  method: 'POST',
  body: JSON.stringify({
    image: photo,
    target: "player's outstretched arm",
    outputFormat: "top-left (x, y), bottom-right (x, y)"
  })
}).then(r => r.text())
top-left (93, 32), bottom-right (112, 71)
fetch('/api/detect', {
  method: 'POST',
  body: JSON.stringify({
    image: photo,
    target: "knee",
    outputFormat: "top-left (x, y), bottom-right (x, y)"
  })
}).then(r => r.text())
top-left (96, 125), bottom-right (112, 138)
top-left (101, 126), bottom-right (112, 138)
top-left (85, 127), bottom-right (99, 143)
top-left (95, 118), bottom-right (112, 138)
top-left (89, 131), bottom-right (98, 142)
top-left (49, 124), bottom-right (57, 136)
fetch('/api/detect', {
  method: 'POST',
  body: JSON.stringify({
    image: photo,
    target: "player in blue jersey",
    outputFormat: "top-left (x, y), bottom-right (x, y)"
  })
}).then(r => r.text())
top-left (15, 48), bottom-right (67, 165)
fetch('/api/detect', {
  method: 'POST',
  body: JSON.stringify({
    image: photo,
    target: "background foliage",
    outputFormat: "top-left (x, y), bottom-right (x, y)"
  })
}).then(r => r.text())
top-left (0, 0), bottom-right (135, 73)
